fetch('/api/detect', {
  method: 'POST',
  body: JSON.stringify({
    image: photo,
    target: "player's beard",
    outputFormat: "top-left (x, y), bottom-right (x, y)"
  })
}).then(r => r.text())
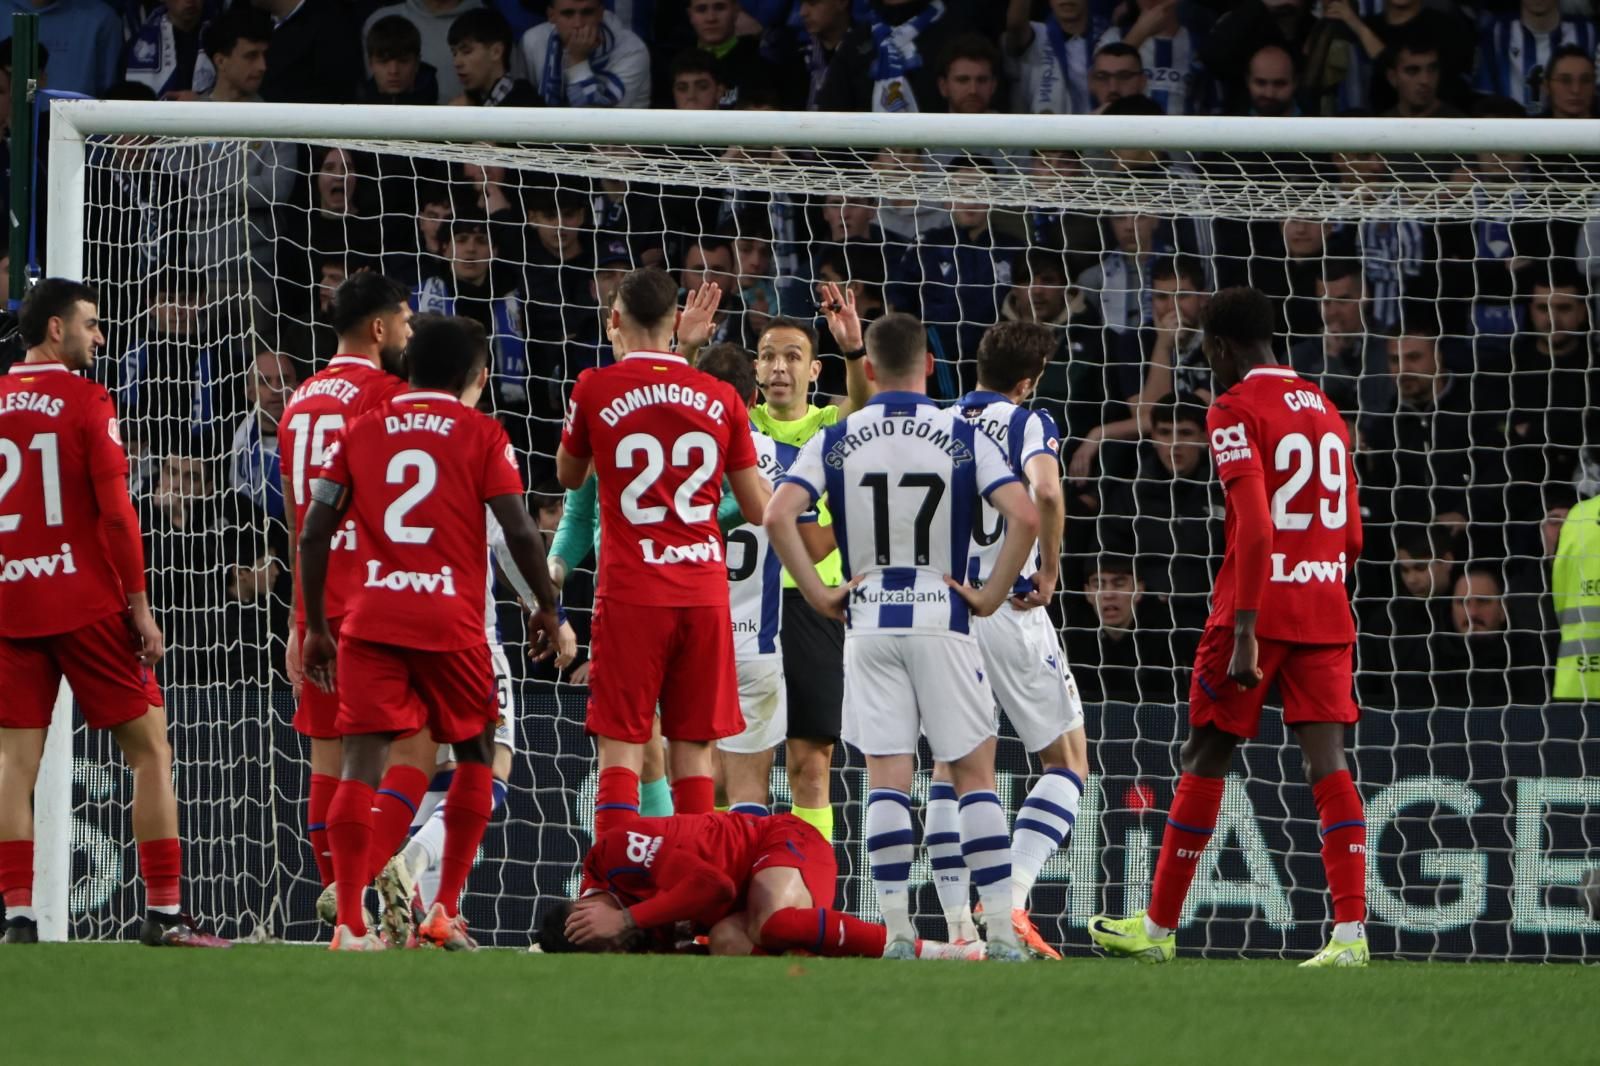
top-left (379, 343), bottom-right (408, 378)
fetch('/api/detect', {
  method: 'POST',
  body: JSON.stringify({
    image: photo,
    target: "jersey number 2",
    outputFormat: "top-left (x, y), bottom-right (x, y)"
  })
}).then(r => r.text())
top-left (617, 431), bottom-right (718, 525)
top-left (385, 449), bottom-right (437, 544)
top-left (0, 433), bottom-right (63, 533)
top-left (1272, 432), bottom-right (1347, 531)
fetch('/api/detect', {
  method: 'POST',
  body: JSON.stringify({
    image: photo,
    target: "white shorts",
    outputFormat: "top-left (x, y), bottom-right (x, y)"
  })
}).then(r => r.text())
top-left (436, 643), bottom-right (516, 766)
top-left (974, 606), bottom-right (1085, 754)
top-left (719, 657), bottom-right (787, 755)
top-left (842, 632), bottom-right (995, 763)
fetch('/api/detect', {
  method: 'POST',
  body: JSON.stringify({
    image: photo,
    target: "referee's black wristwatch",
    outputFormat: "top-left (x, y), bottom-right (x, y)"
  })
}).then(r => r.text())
top-left (842, 346), bottom-right (867, 361)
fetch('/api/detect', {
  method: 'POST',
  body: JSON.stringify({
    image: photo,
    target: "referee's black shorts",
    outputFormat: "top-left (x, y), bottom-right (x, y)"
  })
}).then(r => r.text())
top-left (780, 587), bottom-right (844, 743)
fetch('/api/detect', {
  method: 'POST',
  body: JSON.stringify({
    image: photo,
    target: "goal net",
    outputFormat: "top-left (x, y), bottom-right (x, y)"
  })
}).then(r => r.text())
top-left (40, 102), bottom-right (1600, 959)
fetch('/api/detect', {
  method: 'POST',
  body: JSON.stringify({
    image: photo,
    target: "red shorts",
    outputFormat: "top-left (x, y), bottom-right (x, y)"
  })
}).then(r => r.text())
top-left (1188, 627), bottom-right (1358, 739)
top-left (585, 598), bottom-right (743, 744)
top-left (753, 814), bottom-right (839, 909)
top-left (336, 636), bottom-right (496, 745)
top-left (293, 616), bottom-right (344, 739)
top-left (0, 611), bottom-right (163, 730)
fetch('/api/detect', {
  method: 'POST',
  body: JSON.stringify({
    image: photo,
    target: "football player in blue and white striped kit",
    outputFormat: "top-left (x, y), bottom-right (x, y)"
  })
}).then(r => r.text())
top-left (766, 313), bottom-right (1040, 961)
top-left (695, 344), bottom-right (834, 817)
top-left (926, 322), bottom-right (1090, 961)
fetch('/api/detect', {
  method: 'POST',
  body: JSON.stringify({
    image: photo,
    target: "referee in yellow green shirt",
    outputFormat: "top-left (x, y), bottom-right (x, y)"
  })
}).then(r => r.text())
top-left (740, 284), bottom-right (872, 841)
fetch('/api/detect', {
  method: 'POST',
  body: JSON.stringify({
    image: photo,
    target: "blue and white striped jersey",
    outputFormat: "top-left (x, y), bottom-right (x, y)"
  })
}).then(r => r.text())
top-left (783, 391), bottom-right (1017, 636)
top-left (1475, 14), bottom-right (1598, 115)
top-left (728, 427), bottom-right (797, 660)
top-left (955, 392), bottom-right (1061, 592)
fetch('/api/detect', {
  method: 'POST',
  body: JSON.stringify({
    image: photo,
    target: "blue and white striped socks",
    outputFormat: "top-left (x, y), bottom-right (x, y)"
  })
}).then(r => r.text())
top-left (925, 782), bottom-right (976, 942)
top-left (958, 789), bottom-right (1018, 947)
top-left (1011, 768), bottom-right (1082, 910)
top-left (866, 788), bottom-right (916, 942)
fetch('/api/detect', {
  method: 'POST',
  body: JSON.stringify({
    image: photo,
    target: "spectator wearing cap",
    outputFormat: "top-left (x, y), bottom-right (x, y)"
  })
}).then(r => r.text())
top-left (123, 0), bottom-right (214, 99)
top-left (359, 14), bottom-right (440, 104)
top-left (255, 0), bottom-right (362, 104)
top-left (448, 8), bottom-right (541, 105)
top-left (362, 0), bottom-right (492, 104)
top-left (522, 0), bottom-right (649, 108)
top-left (0, 0), bottom-right (119, 96)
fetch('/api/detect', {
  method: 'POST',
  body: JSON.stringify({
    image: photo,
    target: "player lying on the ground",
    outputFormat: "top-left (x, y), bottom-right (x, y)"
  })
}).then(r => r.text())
top-left (300, 314), bottom-right (562, 951)
top-left (1089, 287), bottom-right (1369, 968)
top-left (538, 811), bottom-right (980, 959)
top-left (0, 280), bottom-right (228, 948)
top-left (376, 509), bottom-right (579, 945)
top-left (929, 322), bottom-right (1091, 961)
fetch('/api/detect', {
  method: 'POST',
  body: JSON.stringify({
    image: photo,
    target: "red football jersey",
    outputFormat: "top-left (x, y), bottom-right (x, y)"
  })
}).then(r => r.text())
top-left (560, 351), bottom-right (756, 607)
top-left (580, 813), bottom-right (766, 927)
top-left (317, 389), bottom-right (524, 652)
top-left (0, 362), bottom-right (134, 638)
top-left (280, 356), bottom-right (405, 624)
top-left (1206, 366), bottom-right (1361, 645)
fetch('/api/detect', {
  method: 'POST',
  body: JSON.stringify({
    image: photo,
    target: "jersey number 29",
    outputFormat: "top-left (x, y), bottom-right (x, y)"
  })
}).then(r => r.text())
top-left (1272, 431), bottom-right (1347, 531)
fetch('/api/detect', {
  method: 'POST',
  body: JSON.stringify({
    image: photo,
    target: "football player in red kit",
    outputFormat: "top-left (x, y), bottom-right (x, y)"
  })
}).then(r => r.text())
top-left (299, 315), bottom-right (562, 951)
top-left (540, 812), bottom-right (981, 960)
top-left (280, 272), bottom-right (441, 918)
top-left (0, 279), bottom-right (227, 947)
top-left (555, 268), bottom-right (770, 837)
top-left (1090, 287), bottom-right (1369, 968)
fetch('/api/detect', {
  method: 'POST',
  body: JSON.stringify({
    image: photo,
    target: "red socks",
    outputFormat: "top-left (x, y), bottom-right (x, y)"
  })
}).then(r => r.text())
top-left (1313, 770), bottom-right (1367, 924)
top-left (138, 838), bottom-right (182, 910)
top-left (327, 780), bottom-right (376, 935)
top-left (435, 762), bottom-right (494, 918)
top-left (672, 775), bottom-right (715, 815)
top-left (595, 766), bottom-right (640, 837)
top-left (759, 907), bottom-right (888, 958)
top-left (367, 764), bottom-right (430, 881)
top-left (307, 773), bottom-right (338, 888)
top-left (0, 839), bottom-right (33, 909)
top-left (1149, 774), bottom-right (1225, 930)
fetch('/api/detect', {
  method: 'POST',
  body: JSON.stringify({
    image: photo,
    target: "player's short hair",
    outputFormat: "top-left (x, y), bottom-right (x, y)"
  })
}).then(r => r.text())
top-left (1549, 43), bottom-right (1595, 73)
top-left (367, 15), bottom-right (422, 61)
top-left (447, 8), bottom-right (515, 56)
top-left (670, 48), bottom-right (722, 83)
top-left (19, 278), bottom-right (98, 348)
top-left (865, 312), bottom-right (928, 378)
top-left (1093, 41), bottom-right (1140, 64)
top-left (937, 33), bottom-right (1000, 79)
top-left (696, 342), bottom-right (758, 405)
top-left (204, 6), bottom-right (273, 60)
top-left (976, 322), bottom-right (1053, 393)
top-left (1152, 254), bottom-right (1208, 292)
top-left (614, 268), bottom-right (680, 332)
top-left (405, 314), bottom-right (488, 392)
top-left (1200, 287), bottom-right (1275, 347)
top-left (758, 317), bottom-right (818, 357)
top-left (330, 272), bottom-right (411, 337)
top-left (1150, 391), bottom-right (1208, 431)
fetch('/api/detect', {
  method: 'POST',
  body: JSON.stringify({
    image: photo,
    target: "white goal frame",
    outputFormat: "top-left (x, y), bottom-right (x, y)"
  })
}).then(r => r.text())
top-left (33, 99), bottom-right (1600, 943)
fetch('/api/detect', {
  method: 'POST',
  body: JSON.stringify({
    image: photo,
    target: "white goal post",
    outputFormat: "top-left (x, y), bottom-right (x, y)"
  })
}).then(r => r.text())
top-left (34, 100), bottom-right (1600, 957)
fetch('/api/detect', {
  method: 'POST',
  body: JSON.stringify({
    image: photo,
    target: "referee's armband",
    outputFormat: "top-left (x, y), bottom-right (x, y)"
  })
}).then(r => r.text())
top-left (308, 477), bottom-right (347, 509)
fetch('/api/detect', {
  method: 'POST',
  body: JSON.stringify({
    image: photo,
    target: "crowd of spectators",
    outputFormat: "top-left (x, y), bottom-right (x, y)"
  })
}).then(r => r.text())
top-left (0, 0), bottom-right (1595, 709)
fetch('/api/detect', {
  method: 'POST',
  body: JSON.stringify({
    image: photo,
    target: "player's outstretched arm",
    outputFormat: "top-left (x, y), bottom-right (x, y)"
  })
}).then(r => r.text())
top-left (297, 493), bottom-right (348, 693)
top-left (765, 481), bottom-right (854, 620)
top-left (1013, 452), bottom-right (1064, 609)
top-left (488, 494), bottom-right (563, 661)
top-left (729, 464), bottom-right (773, 526)
top-left (947, 481), bottom-right (1039, 618)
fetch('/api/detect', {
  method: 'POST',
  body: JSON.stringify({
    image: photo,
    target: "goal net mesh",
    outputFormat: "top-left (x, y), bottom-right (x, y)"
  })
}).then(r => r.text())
top-left (63, 128), bottom-right (1600, 959)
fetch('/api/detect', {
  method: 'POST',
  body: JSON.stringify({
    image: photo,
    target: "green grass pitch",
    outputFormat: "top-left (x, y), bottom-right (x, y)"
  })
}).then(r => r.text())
top-left (3, 946), bottom-right (1595, 1065)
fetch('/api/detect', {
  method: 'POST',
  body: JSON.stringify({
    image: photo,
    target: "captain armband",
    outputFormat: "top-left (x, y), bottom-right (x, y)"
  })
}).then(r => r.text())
top-left (308, 477), bottom-right (347, 509)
